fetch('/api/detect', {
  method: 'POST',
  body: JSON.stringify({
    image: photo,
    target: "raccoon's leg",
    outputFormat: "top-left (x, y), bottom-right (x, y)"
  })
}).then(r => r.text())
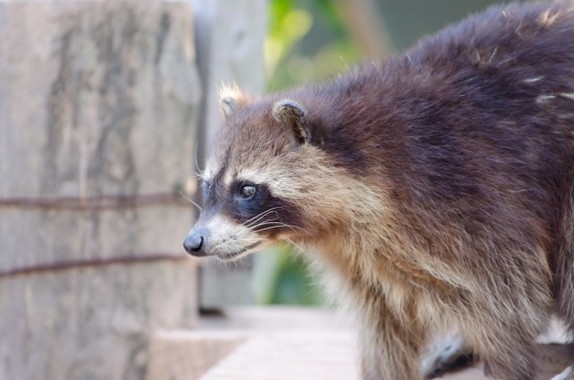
top-left (554, 180), bottom-right (574, 342)
top-left (358, 299), bottom-right (426, 380)
top-left (473, 324), bottom-right (540, 379)
top-left (553, 180), bottom-right (574, 379)
top-left (459, 298), bottom-right (548, 380)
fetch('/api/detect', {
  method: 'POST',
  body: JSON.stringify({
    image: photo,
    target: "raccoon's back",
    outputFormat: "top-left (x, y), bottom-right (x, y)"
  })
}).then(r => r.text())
top-left (314, 2), bottom-right (574, 203)
top-left (293, 2), bottom-right (574, 253)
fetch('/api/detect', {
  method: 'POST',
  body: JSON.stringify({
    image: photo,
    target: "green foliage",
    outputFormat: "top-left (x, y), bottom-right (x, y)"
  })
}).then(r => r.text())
top-left (266, 1), bottom-right (313, 81)
top-left (253, 244), bottom-right (324, 305)
top-left (265, 0), bottom-right (360, 91)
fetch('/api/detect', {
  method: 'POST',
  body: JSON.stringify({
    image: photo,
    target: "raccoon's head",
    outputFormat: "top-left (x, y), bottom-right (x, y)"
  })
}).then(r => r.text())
top-left (183, 90), bottom-right (351, 262)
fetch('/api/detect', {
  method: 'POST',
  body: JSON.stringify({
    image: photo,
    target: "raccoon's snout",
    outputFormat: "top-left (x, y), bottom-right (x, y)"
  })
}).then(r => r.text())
top-left (183, 226), bottom-right (209, 256)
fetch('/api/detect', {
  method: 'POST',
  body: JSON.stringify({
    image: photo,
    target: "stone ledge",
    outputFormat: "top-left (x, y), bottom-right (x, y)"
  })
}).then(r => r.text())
top-left (147, 307), bottom-right (574, 380)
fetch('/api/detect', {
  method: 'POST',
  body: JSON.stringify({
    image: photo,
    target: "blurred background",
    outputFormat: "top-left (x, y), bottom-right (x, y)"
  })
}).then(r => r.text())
top-left (0, 0), bottom-right (521, 379)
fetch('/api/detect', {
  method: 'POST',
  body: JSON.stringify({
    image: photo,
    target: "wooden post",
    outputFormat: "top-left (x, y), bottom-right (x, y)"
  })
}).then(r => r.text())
top-left (0, 2), bottom-right (200, 379)
top-left (190, 0), bottom-right (267, 310)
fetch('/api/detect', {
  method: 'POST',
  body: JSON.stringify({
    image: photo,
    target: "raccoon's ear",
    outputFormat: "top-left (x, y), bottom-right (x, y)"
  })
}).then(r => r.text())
top-left (272, 99), bottom-right (318, 146)
top-left (221, 97), bottom-right (236, 119)
top-left (219, 84), bottom-right (250, 119)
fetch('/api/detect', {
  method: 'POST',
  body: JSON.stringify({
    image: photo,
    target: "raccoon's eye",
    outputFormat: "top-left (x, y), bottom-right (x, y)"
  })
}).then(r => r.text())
top-left (239, 183), bottom-right (257, 199)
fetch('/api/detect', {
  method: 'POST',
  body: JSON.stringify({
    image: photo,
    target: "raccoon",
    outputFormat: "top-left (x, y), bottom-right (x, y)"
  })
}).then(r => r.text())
top-left (184, 2), bottom-right (574, 379)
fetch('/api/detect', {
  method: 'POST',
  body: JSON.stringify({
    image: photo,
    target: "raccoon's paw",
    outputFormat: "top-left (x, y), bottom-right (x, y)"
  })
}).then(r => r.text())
top-left (422, 334), bottom-right (477, 379)
top-left (551, 366), bottom-right (574, 380)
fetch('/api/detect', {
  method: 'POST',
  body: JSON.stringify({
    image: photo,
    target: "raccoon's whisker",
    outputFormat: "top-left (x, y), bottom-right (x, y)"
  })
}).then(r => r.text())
top-left (249, 220), bottom-right (296, 231)
top-left (272, 221), bottom-right (303, 231)
top-left (246, 217), bottom-right (279, 231)
top-left (191, 172), bottom-right (205, 180)
top-left (253, 223), bottom-right (303, 233)
top-left (285, 238), bottom-right (306, 254)
top-left (252, 226), bottom-right (286, 233)
top-left (179, 191), bottom-right (203, 211)
top-left (193, 140), bottom-right (202, 175)
top-left (244, 207), bottom-right (282, 225)
top-left (238, 238), bottom-right (264, 244)
top-left (244, 207), bottom-right (282, 227)
top-left (245, 213), bottom-right (277, 228)
top-left (243, 212), bottom-right (269, 227)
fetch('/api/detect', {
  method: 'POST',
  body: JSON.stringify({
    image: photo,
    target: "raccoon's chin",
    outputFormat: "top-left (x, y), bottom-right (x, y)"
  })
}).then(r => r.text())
top-left (216, 241), bottom-right (263, 262)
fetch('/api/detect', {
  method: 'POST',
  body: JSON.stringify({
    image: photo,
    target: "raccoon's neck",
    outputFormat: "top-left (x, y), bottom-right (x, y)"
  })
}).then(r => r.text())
top-left (306, 210), bottom-right (452, 298)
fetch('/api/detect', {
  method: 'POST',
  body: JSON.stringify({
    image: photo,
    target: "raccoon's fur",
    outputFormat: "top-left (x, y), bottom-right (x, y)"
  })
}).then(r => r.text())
top-left (184, 2), bottom-right (574, 379)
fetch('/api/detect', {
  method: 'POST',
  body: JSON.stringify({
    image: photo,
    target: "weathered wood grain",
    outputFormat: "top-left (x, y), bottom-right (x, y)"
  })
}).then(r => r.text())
top-left (0, 0), bottom-right (200, 269)
top-left (190, 0), bottom-right (267, 309)
top-left (0, 2), bottom-right (200, 379)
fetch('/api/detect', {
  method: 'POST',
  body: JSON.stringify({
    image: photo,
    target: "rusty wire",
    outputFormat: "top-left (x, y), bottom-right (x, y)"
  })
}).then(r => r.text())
top-left (0, 191), bottom-right (195, 278)
top-left (0, 192), bottom-right (194, 211)
top-left (0, 254), bottom-right (188, 279)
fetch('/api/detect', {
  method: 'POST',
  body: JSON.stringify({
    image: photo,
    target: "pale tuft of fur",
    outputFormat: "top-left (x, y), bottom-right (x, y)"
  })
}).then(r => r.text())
top-left (537, 9), bottom-right (562, 26)
top-left (217, 84), bottom-right (252, 118)
top-left (559, 92), bottom-right (574, 101)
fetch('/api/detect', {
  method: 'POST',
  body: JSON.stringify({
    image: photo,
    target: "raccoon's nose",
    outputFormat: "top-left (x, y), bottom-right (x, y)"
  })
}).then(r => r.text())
top-left (183, 227), bottom-right (208, 256)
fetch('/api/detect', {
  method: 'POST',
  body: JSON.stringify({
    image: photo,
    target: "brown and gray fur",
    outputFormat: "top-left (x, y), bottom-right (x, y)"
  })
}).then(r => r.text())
top-left (184, 2), bottom-right (574, 379)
